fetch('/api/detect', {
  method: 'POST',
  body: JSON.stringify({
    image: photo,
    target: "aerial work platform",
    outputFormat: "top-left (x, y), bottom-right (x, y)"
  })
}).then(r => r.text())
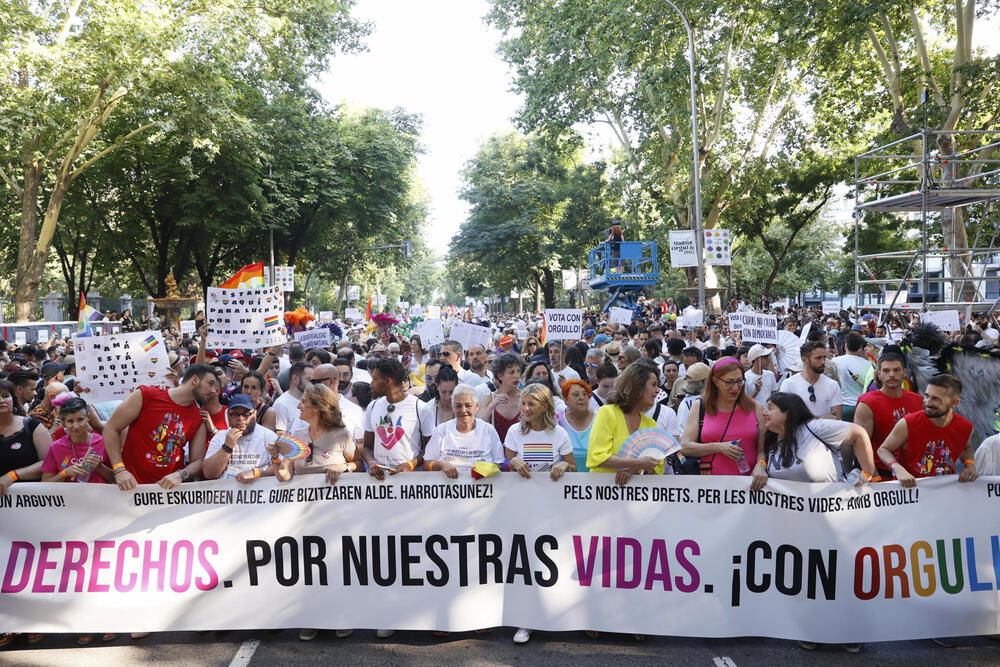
top-left (588, 241), bottom-right (658, 314)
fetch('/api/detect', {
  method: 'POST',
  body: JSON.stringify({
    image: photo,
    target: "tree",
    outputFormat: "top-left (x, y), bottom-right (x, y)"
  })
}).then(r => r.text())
top-left (0, 0), bottom-right (367, 320)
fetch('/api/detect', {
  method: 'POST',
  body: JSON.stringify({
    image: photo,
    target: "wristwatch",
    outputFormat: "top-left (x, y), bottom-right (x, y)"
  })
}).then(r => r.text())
top-left (221, 444), bottom-right (233, 454)
top-left (179, 468), bottom-right (191, 481)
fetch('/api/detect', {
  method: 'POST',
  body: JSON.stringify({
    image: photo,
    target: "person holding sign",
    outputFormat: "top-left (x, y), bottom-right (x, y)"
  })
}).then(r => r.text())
top-left (680, 358), bottom-right (767, 485)
top-left (104, 364), bottom-right (216, 490)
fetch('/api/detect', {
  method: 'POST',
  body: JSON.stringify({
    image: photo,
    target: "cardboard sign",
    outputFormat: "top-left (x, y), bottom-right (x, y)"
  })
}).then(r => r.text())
top-left (732, 313), bottom-right (778, 344)
top-left (416, 318), bottom-right (445, 348)
top-left (668, 230), bottom-right (699, 268)
top-left (677, 308), bottom-right (704, 329)
top-left (449, 321), bottom-right (492, 351)
top-left (544, 309), bottom-right (583, 341)
top-left (728, 313), bottom-right (743, 332)
top-left (344, 308), bottom-right (362, 320)
top-left (73, 331), bottom-right (171, 403)
top-left (180, 320), bottom-right (197, 334)
top-left (319, 311), bottom-right (333, 322)
top-left (704, 229), bottom-right (732, 266)
top-left (410, 305), bottom-right (423, 318)
top-left (923, 310), bottom-right (961, 332)
top-left (610, 306), bottom-right (634, 325)
top-left (822, 301), bottom-right (840, 315)
top-left (37, 328), bottom-right (50, 343)
top-left (206, 285), bottom-right (286, 349)
top-left (427, 305), bottom-right (441, 320)
top-left (294, 328), bottom-right (332, 350)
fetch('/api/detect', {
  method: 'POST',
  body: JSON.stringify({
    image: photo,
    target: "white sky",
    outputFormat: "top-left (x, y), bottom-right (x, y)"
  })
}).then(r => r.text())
top-left (317, 3), bottom-right (1000, 247)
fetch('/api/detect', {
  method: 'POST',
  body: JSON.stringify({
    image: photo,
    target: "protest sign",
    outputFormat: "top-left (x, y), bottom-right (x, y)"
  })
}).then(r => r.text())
top-left (923, 310), bottom-right (961, 332)
top-left (668, 230), bottom-right (698, 268)
top-left (2, 475), bottom-right (998, 644)
top-left (274, 266), bottom-right (294, 292)
top-left (704, 229), bottom-right (731, 265)
top-left (732, 313), bottom-right (778, 344)
top-left (677, 308), bottom-right (704, 329)
top-left (822, 300), bottom-right (840, 315)
top-left (294, 328), bottom-right (332, 350)
top-left (473, 305), bottom-right (486, 318)
top-left (799, 321), bottom-right (812, 343)
top-left (728, 313), bottom-right (743, 332)
top-left (770, 300), bottom-right (789, 310)
top-left (427, 305), bottom-right (441, 320)
top-left (410, 305), bottom-right (424, 319)
top-left (72, 331), bottom-right (171, 403)
top-left (180, 320), bottom-right (197, 334)
top-left (544, 309), bottom-right (583, 341)
top-left (449, 321), bottom-right (492, 351)
top-left (344, 308), bottom-right (362, 320)
top-left (206, 285), bottom-right (286, 350)
top-left (319, 311), bottom-right (333, 322)
top-left (399, 301), bottom-right (409, 311)
top-left (347, 285), bottom-right (361, 301)
top-left (416, 318), bottom-right (445, 348)
top-left (36, 328), bottom-right (49, 343)
top-left (60, 327), bottom-right (71, 339)
top-left (14, 331), bottom-right (26, 345)
top-left (514, 323), bottom-right (528, 340)
top-left (610, 306), bottom-right (634, 325)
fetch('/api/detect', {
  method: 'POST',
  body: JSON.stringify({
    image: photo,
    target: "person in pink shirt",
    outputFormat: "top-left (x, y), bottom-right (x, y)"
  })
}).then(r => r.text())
top-left (41, 397), bottom-right (112, 485)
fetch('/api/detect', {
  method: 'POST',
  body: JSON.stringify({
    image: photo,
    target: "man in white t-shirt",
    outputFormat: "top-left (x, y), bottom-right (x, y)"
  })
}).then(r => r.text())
top-left (465, 344), bottom-right (494, 386)
top-left (202, 394), bottom-right (278, 480)
top-left (745, 344), bottom-right (778, 406)
top-left (273, 361), bottom-right (313, 435)
top-left (312, 363), bottom-right (364, 444)
top-left (781, 341), bottom-right (842, 420)
top-left (441, 340), bottom-right (486, 387)
top-left (831, 332), bottom-right (875, 422)
top-left (547, 340), bottom-right (580, 387)
top-left (362, 357), bottom-right (435, 479)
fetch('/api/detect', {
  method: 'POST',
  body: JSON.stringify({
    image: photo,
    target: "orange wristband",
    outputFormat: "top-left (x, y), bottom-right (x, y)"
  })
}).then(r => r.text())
top-left (427, 461), bottom-right (436, 471)
top-left (59, 469), bottom-right (69, 479)
top-left (407, 460), bottom-right (415, 471)
top-left (6, 470), bottom-right (18, 482)
top-left (962, 459), bottom-right (975, 466)
top-left (757, 459), bottom-right (766, 467)
top-left (252, 467), bottom-right (261, 479)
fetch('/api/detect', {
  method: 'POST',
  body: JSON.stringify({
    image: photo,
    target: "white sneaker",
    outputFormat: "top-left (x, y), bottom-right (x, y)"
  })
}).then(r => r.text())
top-left (299, 629), bottom-right (319, 641)
top-left (376, 629), bottom-right (395, 639)
top-left (335, 629), bottom-right (353, 638)
top-left (513, 627), bottom-right (532, 644)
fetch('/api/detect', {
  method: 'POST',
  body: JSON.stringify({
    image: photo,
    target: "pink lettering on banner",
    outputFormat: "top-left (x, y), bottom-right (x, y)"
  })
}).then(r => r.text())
top-left (143, 540), bottom-right (168, 592)
top-left (196, 541), bottom-right (220, 591)
top-left (32, 541), bottom-right (59, 593)
top-left (88, 540), bottom-right (114, 592)
top-left (61, 541), bottom-right (89, 593)
top-left (571, 535), bottom-right (703, 592)
top-left (170, 541), bottom-right (195, 593)
top-left (115, 540), bottom-right (139, 592)
top-left (2, 541), bottom-right (34, 593)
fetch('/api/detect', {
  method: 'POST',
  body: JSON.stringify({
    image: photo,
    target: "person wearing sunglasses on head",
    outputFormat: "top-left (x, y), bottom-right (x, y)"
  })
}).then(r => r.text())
top-left (779, 341), bottom-right (842, 420)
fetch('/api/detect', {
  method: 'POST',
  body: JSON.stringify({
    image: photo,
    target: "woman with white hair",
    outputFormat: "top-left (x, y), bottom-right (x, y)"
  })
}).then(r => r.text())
top-left (423, 384), bottom-right (504, 477)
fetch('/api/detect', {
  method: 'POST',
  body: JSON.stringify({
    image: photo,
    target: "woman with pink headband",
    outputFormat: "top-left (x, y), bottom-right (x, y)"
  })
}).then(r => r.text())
top-left (680, 357), bottom-right (767, 488)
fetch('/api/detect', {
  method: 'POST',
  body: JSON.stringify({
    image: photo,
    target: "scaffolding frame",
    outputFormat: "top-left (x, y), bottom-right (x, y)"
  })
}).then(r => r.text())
top-left (854, 126), bottom-right (1000, 323)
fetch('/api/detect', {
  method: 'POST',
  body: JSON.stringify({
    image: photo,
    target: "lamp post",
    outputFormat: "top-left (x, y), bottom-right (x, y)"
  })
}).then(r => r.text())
top-left (662, 0), bottom-right (705, 310)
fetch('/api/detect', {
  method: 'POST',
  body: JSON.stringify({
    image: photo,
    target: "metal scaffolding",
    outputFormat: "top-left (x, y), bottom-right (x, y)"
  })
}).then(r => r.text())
top-left (854, 126), bottom-right (1000, 321)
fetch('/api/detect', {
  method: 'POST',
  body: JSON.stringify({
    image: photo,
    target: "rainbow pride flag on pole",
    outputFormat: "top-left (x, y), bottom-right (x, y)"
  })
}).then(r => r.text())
top-left (221, 262), bottom-right (266, 289)
top-left (364, 295), bottom-right (373, 321)
top-left (77, 292), bottom-right (99, 337)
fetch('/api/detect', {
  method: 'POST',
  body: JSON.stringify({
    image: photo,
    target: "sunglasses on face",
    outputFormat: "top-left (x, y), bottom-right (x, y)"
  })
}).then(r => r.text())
top-left (440, 351), bottom-right (452, 358)
top-left (311, 377), bottom-right (335, 384)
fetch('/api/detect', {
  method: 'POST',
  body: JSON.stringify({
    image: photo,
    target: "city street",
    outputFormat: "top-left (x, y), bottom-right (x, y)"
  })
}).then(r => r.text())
top-left (3, 629), bottom-right (1000, 666)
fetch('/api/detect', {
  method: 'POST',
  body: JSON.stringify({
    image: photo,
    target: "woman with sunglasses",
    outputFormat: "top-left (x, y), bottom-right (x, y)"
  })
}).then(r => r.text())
top-left (680, 357), bottom-right (767, 488)
top-left (521, 337), bottom-right (539, 362)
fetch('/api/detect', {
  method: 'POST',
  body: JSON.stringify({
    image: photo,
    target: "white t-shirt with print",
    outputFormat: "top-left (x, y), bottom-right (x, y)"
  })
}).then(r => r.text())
top-left (205, 426), bottom-right (278, 479)
top-left (503, 425), bottom-right (573, 470)
top-left (832, 354), bottom-right (874, 407)
top-left (363, 394), bottom-right (435, 467)
top-left (424, 419), bottom-right (505, 473)
top-left (551, 365), bottom-right (580, 388)
top-left (766, 419), bottom-right (851, 483)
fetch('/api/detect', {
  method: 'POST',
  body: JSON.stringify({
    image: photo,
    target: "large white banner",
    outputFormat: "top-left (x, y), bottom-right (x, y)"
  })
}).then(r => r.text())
top-left (206, 285), bottom-right (286, 349)
top-left (1, 476), bottom-right (998, 641)
top-left (72, 331), bottom-right (171, 403)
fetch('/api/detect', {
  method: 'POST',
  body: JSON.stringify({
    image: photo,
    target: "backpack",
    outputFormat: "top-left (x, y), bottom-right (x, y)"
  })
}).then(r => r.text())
top-left (666, 400), bottom-right (704, 475)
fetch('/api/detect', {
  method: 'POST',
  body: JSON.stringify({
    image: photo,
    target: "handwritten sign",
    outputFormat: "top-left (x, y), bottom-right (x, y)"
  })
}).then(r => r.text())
top-left (427, 305), bottom-right (441, 320)
top-left (544, 309), bottom-right (583, 341)
top-left (728, 313), bottom-right (743, 332)
top-left (732, 313), bottom-right (778, 344)
top-left (449, 321), bottom-right (492, 351)
top-left (416, 318), bottom-right (445, 348)
top-left (319, 311), bottom-right (333, 322)
top-left (677, 308), bottom-right (704, 329)
top-left (73, 331), bottom-right (171, 403)
top-left (294, 328), bottom-right (332, 350)
top-left (410, 305), bottom-right (424, 319)
top-left (610, 306), bottom-right (634, 325)
top-left (180, 320), bottom-right (197, 334)
top-left (206, 285), bottom-right (286, 350)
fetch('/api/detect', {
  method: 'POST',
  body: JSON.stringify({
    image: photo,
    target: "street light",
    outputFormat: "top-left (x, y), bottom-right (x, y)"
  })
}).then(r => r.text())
top-left (662, 0), bottom-right (705, 310)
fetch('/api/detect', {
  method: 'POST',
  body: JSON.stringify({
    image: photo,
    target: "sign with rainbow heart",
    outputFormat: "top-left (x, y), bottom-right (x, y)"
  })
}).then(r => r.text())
top-left (704, 229), bottom-right (732, 266)
top-left (206, 284), bottom-right (286, 350)
top-left (72, 331), bottom-right (171, 403)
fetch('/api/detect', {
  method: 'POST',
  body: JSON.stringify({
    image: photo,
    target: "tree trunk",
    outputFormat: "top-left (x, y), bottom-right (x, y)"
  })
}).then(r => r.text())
top-left (335, 255), bottom-right (353, 317)
top-left (13, 166), bottom-right (41, 321)
top-left (936, 135), bottom-right (974, 301)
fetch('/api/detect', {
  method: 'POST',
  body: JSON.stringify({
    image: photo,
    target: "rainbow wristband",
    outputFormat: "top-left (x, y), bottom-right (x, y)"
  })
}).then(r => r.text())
top-left (501, 459), bottom-right (512, 472)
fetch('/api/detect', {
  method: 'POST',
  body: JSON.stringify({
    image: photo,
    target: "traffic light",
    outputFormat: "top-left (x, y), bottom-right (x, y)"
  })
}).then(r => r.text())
top-left (402, 239), bottom-right (412, 259)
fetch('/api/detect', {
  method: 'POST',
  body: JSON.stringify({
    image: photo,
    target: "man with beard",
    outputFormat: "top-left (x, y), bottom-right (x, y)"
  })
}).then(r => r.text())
top-left (202, 394), bottom-right (278, 480)
top-left (877, 373), bottom-right (977, 488)
top-left (416, 359), bottom-right (442, 401)
top-left (465, 344), bottom-right (493, 386)
top-left (780, 341), bottom-right (842, 420)
top-left (273, 362), bottom-right (314, 435)
top-left (104, 364), bottom-right (218, 490)
top-left (333, 357), bottom-right (356, 403)
top-left (854, 353), bottom-right (923, 480)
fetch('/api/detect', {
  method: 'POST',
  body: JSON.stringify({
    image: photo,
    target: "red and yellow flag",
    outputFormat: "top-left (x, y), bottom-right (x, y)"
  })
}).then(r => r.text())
top-left (364, 295), bottom-right (373, 321)
top-left (221, 262), bottom-right (265, 289)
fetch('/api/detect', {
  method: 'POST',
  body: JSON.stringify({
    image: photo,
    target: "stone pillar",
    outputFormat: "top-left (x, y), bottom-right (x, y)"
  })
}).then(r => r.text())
top-left (41, 292), bottom-right (65, 322)
top-left (119, 294), bottom-right (133, 316)
top-left (86, 290), bottom-right (101, 315)
top-left (146, 296), bottom-right (155, 317)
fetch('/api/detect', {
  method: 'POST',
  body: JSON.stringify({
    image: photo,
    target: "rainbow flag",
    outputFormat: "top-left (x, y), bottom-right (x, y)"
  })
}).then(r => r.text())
top-left (364, 295), bottom-right (373, 321)
top-left (522, 443), bottom-right (553, 466)
top-left (221, 262), bottom-right (265, 289)
top-left (264, 314), bottom-right (280, 328)
top-left (141, 334), bottom-right (159, 351)
top-left (540, 314), bottom-right (547, 345)
top-left (77, 292), bottom-right (100, 337)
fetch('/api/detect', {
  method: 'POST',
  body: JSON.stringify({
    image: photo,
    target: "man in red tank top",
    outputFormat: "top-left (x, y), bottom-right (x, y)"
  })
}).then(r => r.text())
top-left (104, 364), bottom-right (219, 490)
top-left (853, 353), bottom-right (922, 479)
top-left (877, 373), bottom-right (977, 487)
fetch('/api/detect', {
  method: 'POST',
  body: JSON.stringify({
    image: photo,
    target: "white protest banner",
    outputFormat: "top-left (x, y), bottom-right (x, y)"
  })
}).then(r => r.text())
top-left (473, 305), bottom-right (486, 318)
top-left (319, 311), bottom-right (333, 322)
top-left (544, 309), bottom-right (583, 341)
top-left (449, 321), bottom-right (492, 351)
top-left (399, 301), bottom-right (410, 311)
top-left (770, 300), bottom-right (789, 310)
top-left (274, 266), bottom-right (294, 292)
top-left (561, 269), bottom-right (578, 291)
top-left (60, 327), bottom-right (71, 339)
top-left (14, 331), bottom-right (26, 345)
top-left (704, 229), bottom-right (732, 265)
top-left (733, 313), bottom-right (778, 344)
top-left (36, 328), bottom-right (49, 343)
top-left (885, 289), bottom-right (908, 305)
top-left (416, 318), bottom-right (445, 348)
top-left (294, 328), bottom-right (332, 350)
top-left (206, 285), bottom-right (286, 350)
top-left (924, 309), bottom-right (962, 332)
top-left (410, 305), bottom-right (424, 319)
top-left (668, 230), bottom-right (699, 268)
top-left (427, 305), bottom-right (441, 320)
top-left (2, 475), bottom-right (999, 644)
top-left (610, 306), bottom-right (634, 325)
top-left (677, 308), bottom-right (704, 329)
top-left (727, 313), bottom-right (743, 332)
top-left (180, 320), bottom-right (197, 334)
top-left (72, 331), bottom-right (170, 403)
top-left (344, 308), bottom-right (362, 321)
top-left (347, 285), bottom-right (361, 301)
top-left (822, 300), bottom-right (841, 315)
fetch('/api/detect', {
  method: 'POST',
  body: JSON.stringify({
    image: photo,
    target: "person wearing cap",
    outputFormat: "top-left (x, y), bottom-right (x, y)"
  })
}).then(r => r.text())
top-left (40, 361), bottom-right (67, 386)
top-left (203, 393), bottom-right (278, 480)
top-left (497, 335), bottom-right (515, 354)
top-left (672, 362), bottom-right (710, 426)
top-left (583, 328), bottom-right (596, 345)
top-left (745, 344), bottom-right (778, 405)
